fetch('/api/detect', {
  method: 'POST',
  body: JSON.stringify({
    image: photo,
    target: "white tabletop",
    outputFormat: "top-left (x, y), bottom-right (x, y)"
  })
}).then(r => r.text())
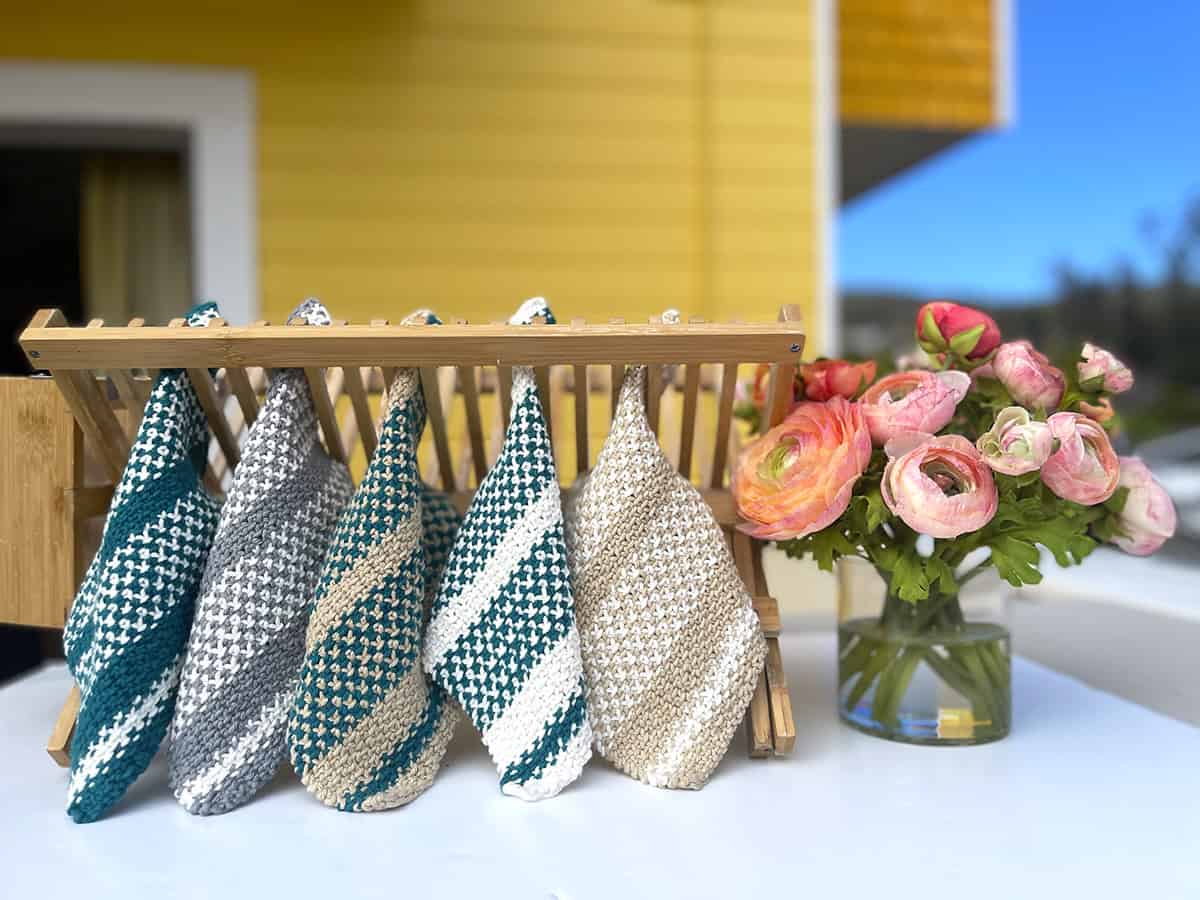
top-left (2, 633), bottom-right (1196, 899)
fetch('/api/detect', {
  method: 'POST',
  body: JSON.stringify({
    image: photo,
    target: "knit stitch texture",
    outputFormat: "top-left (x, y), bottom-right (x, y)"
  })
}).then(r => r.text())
top-left (168, 299), bottom-right (354, 815)
top-left (425, 297), bottom-right (593, 801)
top-left (63, 301), bottom-right (223, 823)
top-left (286, 356), bottom-right (461, 812)
top-left (564, 365), bottom-right (766, 789)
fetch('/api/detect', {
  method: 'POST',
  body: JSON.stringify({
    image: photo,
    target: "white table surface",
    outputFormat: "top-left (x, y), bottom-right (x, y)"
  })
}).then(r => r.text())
top-left (2, 633), bottom-right (1197, 899)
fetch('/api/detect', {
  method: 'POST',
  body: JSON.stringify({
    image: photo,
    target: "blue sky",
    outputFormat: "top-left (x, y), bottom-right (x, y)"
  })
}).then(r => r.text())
top-left (839, 2), bottom-right (1200, 303)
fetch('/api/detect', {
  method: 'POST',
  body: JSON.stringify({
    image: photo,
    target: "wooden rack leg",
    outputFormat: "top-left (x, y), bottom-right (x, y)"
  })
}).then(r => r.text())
top-left (734, 532), bottom-right (797, 758)
top-left (47, 684), bottom-right (81, 767)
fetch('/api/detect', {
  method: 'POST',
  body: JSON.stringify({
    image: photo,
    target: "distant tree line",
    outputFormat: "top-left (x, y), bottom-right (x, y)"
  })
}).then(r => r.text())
top-left (842, 197), bottom-right (1200, 444)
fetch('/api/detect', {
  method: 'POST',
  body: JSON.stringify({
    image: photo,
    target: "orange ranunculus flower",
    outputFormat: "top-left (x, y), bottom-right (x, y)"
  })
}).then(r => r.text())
top-left (733, 397), bottom-right (872, 541)
top-left (799, 359), bottom-right (877, 401)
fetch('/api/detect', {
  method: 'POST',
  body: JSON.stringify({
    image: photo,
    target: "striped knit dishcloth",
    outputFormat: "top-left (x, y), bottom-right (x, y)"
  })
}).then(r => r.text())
top-left (564, 366), bottom-right (765, 789)
top-left (63, 301), bottom-right (223, 823)
top-left (286, 325), bottom-right (461, 812)
top-left (168, 299), bottom-right (354, 815)
top-left (425, 297), bottom-right (593, 801)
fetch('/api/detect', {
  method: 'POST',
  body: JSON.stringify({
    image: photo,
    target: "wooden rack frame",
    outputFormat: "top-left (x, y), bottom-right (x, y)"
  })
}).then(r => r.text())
top-left (18, 305), bottom-right (804, 766)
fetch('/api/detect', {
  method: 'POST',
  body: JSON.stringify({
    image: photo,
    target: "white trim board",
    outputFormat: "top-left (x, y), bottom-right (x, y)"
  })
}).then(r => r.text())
top-left (993, 0), bottom-right (1016, 126)
top-left (0, 61), bottom-right (258, 324)
top-left (814, 0), bottom-right (839, 355)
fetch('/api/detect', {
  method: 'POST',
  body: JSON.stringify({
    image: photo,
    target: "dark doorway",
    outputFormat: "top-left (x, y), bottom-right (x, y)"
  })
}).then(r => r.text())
top-left (0, 143), bottom-right (190, 684)
top-left (0, 148), bottom-right (86, 375)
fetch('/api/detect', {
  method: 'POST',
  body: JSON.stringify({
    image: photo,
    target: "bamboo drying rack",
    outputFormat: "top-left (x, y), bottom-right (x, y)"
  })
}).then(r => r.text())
top-left (17, 305), bottom-right (805, 766)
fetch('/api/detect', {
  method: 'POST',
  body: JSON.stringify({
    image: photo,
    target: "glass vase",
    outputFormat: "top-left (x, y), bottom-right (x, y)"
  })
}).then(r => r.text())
top-left (837, 564), bottom-right (1011, 745)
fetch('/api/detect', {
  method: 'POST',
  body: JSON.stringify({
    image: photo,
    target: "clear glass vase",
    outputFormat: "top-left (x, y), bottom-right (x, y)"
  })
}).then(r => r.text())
top-left (837, 563), bottom-right (1011, 745)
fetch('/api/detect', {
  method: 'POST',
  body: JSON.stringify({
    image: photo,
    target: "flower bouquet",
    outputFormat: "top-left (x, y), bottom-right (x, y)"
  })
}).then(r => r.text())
top-left (733, 302), bottom-right (1178, 745)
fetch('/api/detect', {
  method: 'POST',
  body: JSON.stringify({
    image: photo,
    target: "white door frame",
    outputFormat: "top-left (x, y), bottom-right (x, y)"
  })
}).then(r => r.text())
top-left (0, 61), bottom-right (258, 324)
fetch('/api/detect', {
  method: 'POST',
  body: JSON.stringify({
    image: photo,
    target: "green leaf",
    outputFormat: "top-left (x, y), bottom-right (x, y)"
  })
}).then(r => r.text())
top-left (864, 486), bottom-right (891, 532)
top-left (927, 555), bottom-right (958, 595)
top-left (948, 323), bottom-right (986, 356)
top-left (891, 552), bottom-right (931, 602)
top-left (920, 310), bottom-right (943, 346)
top-left (1105, 486), bottom-right (1130, 515)
top-left (989, 536), bottom-right (1044, 587)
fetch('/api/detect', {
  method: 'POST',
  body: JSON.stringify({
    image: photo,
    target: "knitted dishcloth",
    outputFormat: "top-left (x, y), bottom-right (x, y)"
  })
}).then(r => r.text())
top-left (63, 301), bottom-right (223, 823)
top-left (168, 299), bottom-right (355, 815)
top-left (286, 345), bottom-right (461, 812)
top-left (425, 297), bottom-right (593, 801)
top-left (563, 365), bottom-right (766, 789)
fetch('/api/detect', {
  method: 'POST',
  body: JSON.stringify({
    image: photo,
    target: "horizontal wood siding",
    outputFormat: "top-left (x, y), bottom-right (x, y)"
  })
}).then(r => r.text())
top-left (839, 0), bottom-right (998, 129)
top-left (2, 0), bottom-right (823, 348)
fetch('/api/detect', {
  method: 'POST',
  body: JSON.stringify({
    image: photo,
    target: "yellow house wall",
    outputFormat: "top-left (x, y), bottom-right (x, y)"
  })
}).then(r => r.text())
top-left (3, 1), bottom-right (826, 350)
top-left (839, 0), bottom-right (1000, 129)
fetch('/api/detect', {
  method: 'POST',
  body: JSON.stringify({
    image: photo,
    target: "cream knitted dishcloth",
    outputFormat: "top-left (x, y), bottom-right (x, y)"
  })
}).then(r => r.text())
top-left (564, 365), bottom-right (766, 789)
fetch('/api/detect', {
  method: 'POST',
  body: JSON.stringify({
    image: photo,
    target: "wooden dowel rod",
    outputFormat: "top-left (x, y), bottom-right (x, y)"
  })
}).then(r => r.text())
top-left (210, 317), bottom-right (259, 429)
top-left (534, 365), bottom-right (552, 444)
top-left (710, 362), bottom-right (739, 489)
top-left (678, 361), bottom-right (701, 479)
top-left (187, 365), bottom-right (241, 468)
top-left (342, 365), bottom-right (377, 460)
top-left (571, 360), bottom-right (589, 475)
top-left (457, 363), bottom-right (488, 485)
top-left (303, 366), bottom-right (345, 464)
top-left (498, 364), bottom-right (513, 430)
top-left (339, 398), bottom-right (360, 463)
top-left (51, 368), bottom-right (127, 481)
top-left (289, 320), bottom-right (345, 465)
top-left (420, 366), bottom-right (456, 493)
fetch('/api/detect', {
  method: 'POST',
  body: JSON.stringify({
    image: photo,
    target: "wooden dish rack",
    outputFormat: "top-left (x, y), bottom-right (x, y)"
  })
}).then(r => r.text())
top-left (11, 305), bottom-right (805, 767)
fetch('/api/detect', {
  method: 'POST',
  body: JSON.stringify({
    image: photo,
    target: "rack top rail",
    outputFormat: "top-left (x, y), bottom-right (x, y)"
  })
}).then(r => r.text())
top-left (19, 308), bottom-right (806, 370)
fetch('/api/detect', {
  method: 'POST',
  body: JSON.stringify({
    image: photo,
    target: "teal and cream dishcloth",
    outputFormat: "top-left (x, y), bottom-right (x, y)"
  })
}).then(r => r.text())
top-left (425, 297), bottom-right (593, 801)
top-left (63, 301), bottom-right (223, 823)
top-left (169, 299), bottom-right (354, 815)
top-left (286, 311), bottom-right (461, 811)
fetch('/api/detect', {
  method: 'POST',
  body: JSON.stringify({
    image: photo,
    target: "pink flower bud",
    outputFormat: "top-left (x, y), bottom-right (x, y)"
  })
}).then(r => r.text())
top-left (880, 433), bottom-right (999, 538)
top-left (733, 398), bottom-right (872, 541)
top-left (1109, 457), bottom-right (1177, 556)
top-left (1078, 343), bottom-right (1134, 394)
top-left (799, 359), bottom-right (877, 401)
top-left (976, 406), bottom-right (1054, 475)
top-left (859, 369), bottom-right (971, 446)
top-left (992, 341), bottom-right (1066, 411)
top-left (915, 301), bottom-right (1002, 360)
top-left (1041, 412), bottom-right (1120, 505)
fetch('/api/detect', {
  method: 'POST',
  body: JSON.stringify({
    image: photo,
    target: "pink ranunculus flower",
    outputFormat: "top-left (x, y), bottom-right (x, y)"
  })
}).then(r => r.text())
top-left (880, 433), bottom-right (999, 538)
top-left (799, 359), bottom-right (877, 401)
top-left (992, 340), bottom-right (1066, 411)
top-left (916, 301), bottom-right (1002, 360)
top-left (1041, 412), bottom-right (1120, 505)
top-left (1109, 457), bottom-right (1177, 556)
top-left (859, 369), bottom-right (971, 446)
top-left (733, 397), bottom-right (872, 540)
top-left (976, 406), bottom-right (1054, 476)
top-left (1078, 343), bottom-right (1134, 394)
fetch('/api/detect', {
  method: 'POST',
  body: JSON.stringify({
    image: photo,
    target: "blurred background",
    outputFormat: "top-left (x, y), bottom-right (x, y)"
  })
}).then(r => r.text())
top-left (1, 2), bottom-right (1196, 709)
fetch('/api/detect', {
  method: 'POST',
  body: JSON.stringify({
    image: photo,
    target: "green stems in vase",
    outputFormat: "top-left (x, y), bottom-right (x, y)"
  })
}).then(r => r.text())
top-left (838, 583), bottom-right (1011, 745)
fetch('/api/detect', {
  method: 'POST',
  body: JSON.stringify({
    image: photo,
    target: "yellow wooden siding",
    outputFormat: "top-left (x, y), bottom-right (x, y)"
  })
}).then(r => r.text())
top-left (839, 0), bottom-right (999, 129)
top-left (2, 1), bottom-right (825, 350)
